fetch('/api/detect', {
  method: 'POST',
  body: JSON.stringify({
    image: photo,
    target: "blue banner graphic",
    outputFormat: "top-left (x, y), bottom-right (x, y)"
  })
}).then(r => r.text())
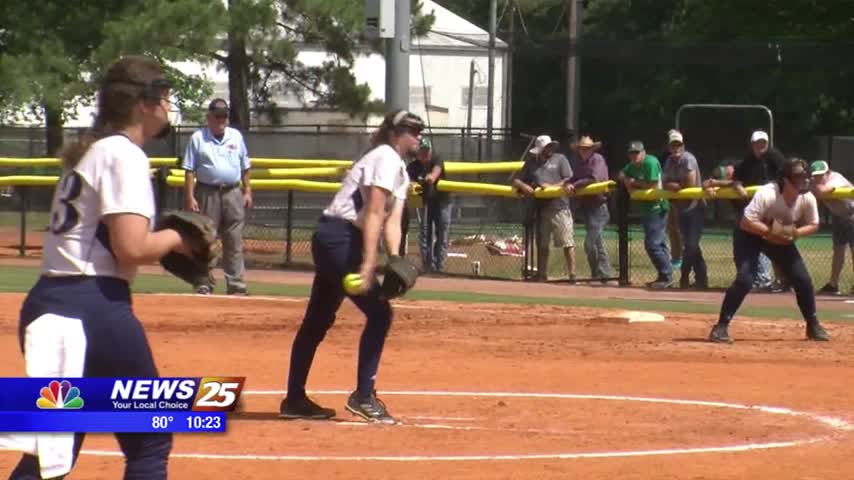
top-left (0, 412), bottom-right (226, 433)
top-left (0, 378), bottom-right (245, 412)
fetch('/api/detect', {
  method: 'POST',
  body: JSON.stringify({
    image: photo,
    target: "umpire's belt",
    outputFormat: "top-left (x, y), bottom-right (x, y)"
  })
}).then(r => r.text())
top-left (198, 181), bottom-right (240, 192)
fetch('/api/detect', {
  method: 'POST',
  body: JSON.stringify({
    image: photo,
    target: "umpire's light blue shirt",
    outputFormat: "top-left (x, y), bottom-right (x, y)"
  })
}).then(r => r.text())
top-left (182, 127), bottom-right (251, 186)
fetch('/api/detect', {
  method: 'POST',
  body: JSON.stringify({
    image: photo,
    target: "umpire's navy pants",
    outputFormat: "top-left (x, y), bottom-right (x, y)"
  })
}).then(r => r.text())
top-left (718, 228), bottom-right (817, 326)
top-left (11, 276), bottom-right (171, 480)
top-left (287, 216), bottom-right (393, 401)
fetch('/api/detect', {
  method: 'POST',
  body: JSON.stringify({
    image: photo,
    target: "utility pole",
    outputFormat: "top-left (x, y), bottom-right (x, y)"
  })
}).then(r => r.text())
top-left (467, 60), bottom-right (476, 137)
top-left (566, 0), bottom-right (582, 135)
top-left (385, 0), bottom-right (410, 111)
top-left (504, 0), bottom-right (514, 132)
top-left (486, 0), bottom-right (497, 161)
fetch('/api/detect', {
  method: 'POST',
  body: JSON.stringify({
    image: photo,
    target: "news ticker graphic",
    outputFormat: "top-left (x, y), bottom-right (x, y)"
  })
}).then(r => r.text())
top-left (0, 377), bottom-right (245, 433)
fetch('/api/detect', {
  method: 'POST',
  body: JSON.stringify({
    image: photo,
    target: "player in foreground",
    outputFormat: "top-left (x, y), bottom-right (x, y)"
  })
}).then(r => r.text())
top-left (5, 56), bottom-right (208, 479)
top-left (279, 110), bottom-right (423, 424)
top-left (708, 157), bottom-right (830, 343)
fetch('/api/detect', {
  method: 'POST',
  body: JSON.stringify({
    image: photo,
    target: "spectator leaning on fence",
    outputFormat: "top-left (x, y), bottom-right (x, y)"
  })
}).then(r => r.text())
top-left (618, 141), bottom-right (672, 289)
top-left (512, 135), bottom-right (577, 282)
top-left (181, 99), bottom-right (252, 296)
top-left (703, 130), bottom-right (786, 292)
top-left (662, 130), bottom-right (708, 290)
top-left (406, 137), bottom-right (452, 273)
top-left (662, 130), bottom-right (683, 272)
top-left (810, 160), bottom-right (854, 296)
top-left (567, 135), bottom-right (613, 282)
top-left (708, 157), bottom-right (829, 344)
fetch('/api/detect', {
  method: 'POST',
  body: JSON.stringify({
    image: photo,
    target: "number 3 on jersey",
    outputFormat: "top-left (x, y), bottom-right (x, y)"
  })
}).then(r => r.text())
top-left (50, 171), bottom-right (83, 235)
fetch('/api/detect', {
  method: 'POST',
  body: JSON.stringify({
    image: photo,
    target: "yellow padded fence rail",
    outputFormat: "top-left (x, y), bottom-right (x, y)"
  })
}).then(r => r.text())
top-left (2, 174), bottom-right (852, 199)
top-left (0, 157), bottom-right (522, 171)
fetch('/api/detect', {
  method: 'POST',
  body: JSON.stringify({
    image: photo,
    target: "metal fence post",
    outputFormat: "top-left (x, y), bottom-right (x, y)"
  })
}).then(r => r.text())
top-left (155, 167), bottom-right (169, 217)
top-left (477, 134), bottom-right (483, 162)
top-left (617, 186), bottom-right (630, 286)
top-left (285, 190), bottom-right (294, 266)
top-left (18, 187), bottom-right (28, 257)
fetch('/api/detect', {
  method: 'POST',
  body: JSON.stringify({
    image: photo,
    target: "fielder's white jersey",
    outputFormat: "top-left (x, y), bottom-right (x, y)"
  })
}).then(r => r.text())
top-left (323, 144), bottom-right (409, 228)
top-left (743, 182), bottom-right (819, 228)
top-left (41, 135), bottom-right (155, 282)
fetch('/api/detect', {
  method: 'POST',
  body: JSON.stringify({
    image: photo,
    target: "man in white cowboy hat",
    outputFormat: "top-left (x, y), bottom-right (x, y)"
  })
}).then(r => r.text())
top-left (566, 135), bottom-right (613, 282)
top-left (512, 135), bottom-right (577, 282)
top-left (810, 160), bottom-right (854, 296)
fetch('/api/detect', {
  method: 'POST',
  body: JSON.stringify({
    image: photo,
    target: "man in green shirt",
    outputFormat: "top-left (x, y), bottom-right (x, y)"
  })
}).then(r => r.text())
top-left (617, 141), bottom-right (672, 288)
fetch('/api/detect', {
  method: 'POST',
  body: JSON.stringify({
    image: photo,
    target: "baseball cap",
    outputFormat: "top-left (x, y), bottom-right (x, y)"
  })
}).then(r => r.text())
top-left (668, 130), bottom-right (684, 144)
top-left (627, 140), bottom-right (645, 152)
top-left (208, 98), bottom-right (229, 117)
top-left (419, 137), bottom-right (432, 150)
top-left (810, 160), bottom-right (829, 176)
top-left (529, 135), bottom-right (558, 155)
top-left (750, 130), bottom-right (769, 143)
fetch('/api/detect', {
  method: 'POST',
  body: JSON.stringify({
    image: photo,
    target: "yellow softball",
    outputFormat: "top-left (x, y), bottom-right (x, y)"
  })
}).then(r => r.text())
top-left (343, 273), bottom-right (363, 295)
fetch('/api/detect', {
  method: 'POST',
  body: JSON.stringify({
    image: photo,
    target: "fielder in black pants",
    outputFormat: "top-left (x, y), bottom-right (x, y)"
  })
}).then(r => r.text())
top-left (709, 158), bottom-right (830, 343)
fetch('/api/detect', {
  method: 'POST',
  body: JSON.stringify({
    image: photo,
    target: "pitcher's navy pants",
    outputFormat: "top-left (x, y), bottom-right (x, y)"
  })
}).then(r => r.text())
top-left (286, 216), bottom-right (393, 402)
top-left (11, 276), bottom-right (171, 480)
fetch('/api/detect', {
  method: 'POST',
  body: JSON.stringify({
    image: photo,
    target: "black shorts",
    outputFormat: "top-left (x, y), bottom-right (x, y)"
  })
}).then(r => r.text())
top-left (831, 216), bottom-right (854, 248)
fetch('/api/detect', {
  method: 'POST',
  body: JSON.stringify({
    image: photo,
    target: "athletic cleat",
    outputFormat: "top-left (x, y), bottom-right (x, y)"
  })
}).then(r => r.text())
top-left (279, 396), bottom-right (336, 420)
top-left (648, 278), bottom-right (673, 290)
top-left (806, 322), bottom-right (830, 342)
top-left (346, 391), bottom-right (397, 424)
top-left (817, 284), bottom-right (841, 296)
top-left (195, 285), bottom-right (212, 295)
top-left (708, 324), bottom-right (733, 344)
top-left (227, 286), bottom-right (249, 296)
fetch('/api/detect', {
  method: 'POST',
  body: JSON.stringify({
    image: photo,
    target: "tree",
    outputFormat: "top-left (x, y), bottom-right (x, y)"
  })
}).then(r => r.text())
top-left (218, 0), bottom-right (436, 131)
top-left (0, 0), bottom-right (225, 155)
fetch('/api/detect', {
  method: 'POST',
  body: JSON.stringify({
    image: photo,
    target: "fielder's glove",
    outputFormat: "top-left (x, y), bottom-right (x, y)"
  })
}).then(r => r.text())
top-left (155, 210), bottom-right (220, 286)
top-left (380, 256), bottom-right (419, 299)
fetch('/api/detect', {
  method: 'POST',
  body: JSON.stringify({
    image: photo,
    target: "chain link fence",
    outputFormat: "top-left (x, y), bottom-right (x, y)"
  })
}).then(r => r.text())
top-left (0, 125), bottom-right (851, 292)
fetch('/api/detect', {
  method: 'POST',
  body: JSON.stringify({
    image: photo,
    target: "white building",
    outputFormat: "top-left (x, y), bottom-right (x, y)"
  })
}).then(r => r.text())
top-left (64, 0), bottom-right (509, 131)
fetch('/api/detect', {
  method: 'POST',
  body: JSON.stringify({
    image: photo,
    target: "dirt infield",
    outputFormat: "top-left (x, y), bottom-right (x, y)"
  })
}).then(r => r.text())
top-left (1, 292), bottom-right (853, 479)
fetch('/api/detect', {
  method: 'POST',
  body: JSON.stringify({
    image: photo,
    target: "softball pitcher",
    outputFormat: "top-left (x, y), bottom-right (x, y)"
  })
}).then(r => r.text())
top-left (6, 56), bottom-right (192, 479)
top-left (280, 110), bottom-right (423, 425)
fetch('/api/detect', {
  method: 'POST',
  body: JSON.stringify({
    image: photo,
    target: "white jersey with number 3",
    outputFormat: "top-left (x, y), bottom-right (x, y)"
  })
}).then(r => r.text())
top-left (41, 135), bottom-right (155, 282)
top-left (323, 144), bottom-right (409, 228)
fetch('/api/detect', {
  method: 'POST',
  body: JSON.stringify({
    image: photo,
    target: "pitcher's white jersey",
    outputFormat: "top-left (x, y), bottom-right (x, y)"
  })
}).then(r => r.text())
top-left (323, 144), bottom-right (409, 228)
top-left (41, 135), bottom-right (155, 282)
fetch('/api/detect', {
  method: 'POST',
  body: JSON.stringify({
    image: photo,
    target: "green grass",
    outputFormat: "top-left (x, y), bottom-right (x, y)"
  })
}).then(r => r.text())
top-left (0, 211), bottom-right (50, 229)
top-left (242, 223), bottom-right (852, 292)
top-left (1, 265), bottom-right (850, 321)
top-left (4, 213), bottom-right (850, 293)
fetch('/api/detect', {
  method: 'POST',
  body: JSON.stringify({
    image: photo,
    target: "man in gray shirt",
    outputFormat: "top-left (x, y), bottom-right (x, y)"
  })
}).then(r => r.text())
top-left (811, 160), bottom-right (854, 295)
top-left (662, 130), bottom-right (708, 289)
top-left (513, 135), bottom-right (576, 282)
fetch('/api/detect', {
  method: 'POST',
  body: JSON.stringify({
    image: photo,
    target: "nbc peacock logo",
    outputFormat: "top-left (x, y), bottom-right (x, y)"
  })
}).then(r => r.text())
top-left (36, 380), bottom-right (84, 409)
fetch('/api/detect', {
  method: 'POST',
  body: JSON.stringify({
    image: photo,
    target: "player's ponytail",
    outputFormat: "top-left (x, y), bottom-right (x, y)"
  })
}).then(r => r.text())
top-left (61, 55), bottom-right (168, 169)
top-left (61, 116), bottom-right (110, 169)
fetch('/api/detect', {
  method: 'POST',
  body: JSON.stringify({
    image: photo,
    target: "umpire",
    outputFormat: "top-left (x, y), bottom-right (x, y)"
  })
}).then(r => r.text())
top-left (182, 99), bottom-right (252, 295)
top-left (708, 157), bottom-right (830, 343)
